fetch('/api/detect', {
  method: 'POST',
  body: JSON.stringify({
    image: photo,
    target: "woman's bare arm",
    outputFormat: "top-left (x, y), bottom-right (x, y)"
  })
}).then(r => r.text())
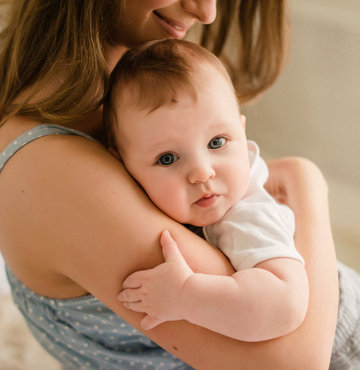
top-left (0, 136), bottom-right (338, 370)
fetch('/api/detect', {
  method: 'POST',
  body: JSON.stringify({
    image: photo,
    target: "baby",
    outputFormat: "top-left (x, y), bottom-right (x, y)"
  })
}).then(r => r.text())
top-left (103, 39), bottom-right (309, 342)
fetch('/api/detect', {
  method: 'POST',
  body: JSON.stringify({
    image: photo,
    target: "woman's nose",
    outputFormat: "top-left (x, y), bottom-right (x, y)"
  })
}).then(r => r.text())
top-left (181, 0), bottom-right (217, 24)
top-left (187, 162), bottom-right (216, 184)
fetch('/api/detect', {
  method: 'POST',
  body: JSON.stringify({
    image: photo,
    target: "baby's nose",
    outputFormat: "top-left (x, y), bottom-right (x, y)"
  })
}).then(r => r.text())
top-left (187, 163), bottom-right (215, 184)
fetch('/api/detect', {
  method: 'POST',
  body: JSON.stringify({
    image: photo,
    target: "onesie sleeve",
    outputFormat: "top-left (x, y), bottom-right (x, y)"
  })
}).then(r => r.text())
top-left (203, 201), bottom-right (304, 271)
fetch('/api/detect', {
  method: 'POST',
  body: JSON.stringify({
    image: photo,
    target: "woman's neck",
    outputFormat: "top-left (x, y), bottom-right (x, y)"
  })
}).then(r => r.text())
top-left (103, 41), bottom-right (129, 72)
top-left (73, 43), bottom-right (128, 141)
top-left (66, 108), bottom-right (106, 142)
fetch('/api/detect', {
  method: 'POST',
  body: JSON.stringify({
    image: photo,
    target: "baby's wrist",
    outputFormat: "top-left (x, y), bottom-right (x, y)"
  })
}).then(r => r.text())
top-left (178, 272), bottom-right (198, 322)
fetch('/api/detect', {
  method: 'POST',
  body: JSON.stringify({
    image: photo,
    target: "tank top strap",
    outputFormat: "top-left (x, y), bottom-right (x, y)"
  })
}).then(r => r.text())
top-left (0, 124), bottom-right (96, 173)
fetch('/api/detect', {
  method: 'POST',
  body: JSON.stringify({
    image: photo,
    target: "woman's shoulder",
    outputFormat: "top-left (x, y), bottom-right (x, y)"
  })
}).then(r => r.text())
top-left (0, 118), bottom-right (121, 175)
top-left (0, 119), bottom-right (134, 297)
top-left (0, 119), bottom-right (128, 208)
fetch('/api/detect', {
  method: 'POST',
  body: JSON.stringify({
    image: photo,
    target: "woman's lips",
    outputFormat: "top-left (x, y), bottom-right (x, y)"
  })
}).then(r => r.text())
top-left (195, 194), bottom-right (219, 208)
top-left (153, 11), bottom-right (187, 39)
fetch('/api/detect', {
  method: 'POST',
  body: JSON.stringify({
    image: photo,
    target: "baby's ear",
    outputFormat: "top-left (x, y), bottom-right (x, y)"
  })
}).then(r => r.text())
top-left (108, 146), bottom-right (123, 162)
top-left (240, 114), bottom-right (246, 131)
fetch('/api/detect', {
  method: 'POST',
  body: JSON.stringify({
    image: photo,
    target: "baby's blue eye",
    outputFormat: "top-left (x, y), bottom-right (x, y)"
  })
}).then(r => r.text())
top-left (157, 153), bottom-right (178, 166)
top-left (208, 137), bottom-right (226, 149)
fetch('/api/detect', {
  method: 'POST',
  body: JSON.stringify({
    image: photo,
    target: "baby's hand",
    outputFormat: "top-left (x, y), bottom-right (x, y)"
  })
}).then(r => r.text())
top-left (118, 230), bottom-right (193, 330)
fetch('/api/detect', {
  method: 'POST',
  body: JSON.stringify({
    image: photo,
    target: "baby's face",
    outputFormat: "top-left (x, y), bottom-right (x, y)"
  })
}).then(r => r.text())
top-left (114, 66), bottom-right (250, 226)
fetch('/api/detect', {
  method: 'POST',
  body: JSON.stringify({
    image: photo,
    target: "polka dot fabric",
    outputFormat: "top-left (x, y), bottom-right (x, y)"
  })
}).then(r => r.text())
top-left (6, 268), bottom-right (191, 369)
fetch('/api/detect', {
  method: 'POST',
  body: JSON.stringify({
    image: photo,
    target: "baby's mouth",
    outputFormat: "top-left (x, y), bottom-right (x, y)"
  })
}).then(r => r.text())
top-left (195, 194), bottom-right (219, 208)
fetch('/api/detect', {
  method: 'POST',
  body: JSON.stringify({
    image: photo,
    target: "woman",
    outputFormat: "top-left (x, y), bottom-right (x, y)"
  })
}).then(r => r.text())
top-left (0, 1), bottom-right (339, 369)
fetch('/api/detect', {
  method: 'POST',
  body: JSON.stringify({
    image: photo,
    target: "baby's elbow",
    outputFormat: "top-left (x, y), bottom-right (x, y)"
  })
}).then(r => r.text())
top-left (282, 278), bottom-right (309, 335)
top-left (286, 294), bottom-right (308, 334)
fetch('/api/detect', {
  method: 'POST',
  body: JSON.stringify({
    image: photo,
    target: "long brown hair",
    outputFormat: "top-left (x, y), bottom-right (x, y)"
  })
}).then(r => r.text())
top-left (0, 0), bottom-right (288, 126)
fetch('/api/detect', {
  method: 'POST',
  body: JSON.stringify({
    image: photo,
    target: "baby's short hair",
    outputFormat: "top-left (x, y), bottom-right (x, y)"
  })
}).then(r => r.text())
top-left (103, 39), bottom-right (235, 148)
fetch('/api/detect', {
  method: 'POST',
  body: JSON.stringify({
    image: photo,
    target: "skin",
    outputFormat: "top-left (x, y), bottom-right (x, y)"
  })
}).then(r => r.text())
top-left (0, 0), bottom-right (338, 369)
top-left (110, 0), bottom-right (217, 47)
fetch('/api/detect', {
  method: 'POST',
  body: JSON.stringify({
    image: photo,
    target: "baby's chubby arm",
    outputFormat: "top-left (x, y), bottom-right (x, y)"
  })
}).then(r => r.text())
top-left (119, 230), bottom-right (309, 342)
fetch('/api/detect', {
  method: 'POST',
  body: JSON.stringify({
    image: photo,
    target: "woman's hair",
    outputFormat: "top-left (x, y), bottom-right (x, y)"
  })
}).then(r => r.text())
top-left (103, 39), bottom-right (235, 148)
top-left (0, 0), bottom-right (288, 126)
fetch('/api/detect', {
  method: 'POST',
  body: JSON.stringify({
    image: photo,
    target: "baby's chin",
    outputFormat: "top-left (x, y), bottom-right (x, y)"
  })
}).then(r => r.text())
top-left (178, 214), bottom-right (225, 228)
top-left (163, 204), bottom-right (230, 227)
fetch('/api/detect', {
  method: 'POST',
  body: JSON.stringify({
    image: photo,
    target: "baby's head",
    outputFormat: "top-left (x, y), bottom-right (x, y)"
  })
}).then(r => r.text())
top-left (103, 39), bottom-right (250, 227)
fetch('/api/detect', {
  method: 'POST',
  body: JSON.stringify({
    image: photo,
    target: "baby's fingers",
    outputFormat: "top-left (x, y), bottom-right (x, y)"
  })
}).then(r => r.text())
top-left (118, 287), bottom-right (141, 303)
top-left (122, 300), bottom-right (145, 313)
top-left (141, 315), bottom-right (163, 331)
top-left (123, 269), bottom-right (151, 289)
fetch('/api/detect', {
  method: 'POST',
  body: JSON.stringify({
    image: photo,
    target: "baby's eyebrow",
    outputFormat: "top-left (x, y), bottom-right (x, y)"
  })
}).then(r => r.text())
top-left (145, 141), bottom-right (173, 156)
top-left (207, 122), bottom-right (230, 130)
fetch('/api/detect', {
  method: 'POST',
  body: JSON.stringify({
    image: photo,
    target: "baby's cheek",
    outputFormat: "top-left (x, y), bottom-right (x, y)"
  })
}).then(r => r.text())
top-left (150, 189), bottom-right (170, 212)
top-left (150, 185), bottom-right (185, 220)
top-left (231, 171), bottom-right (249, 201)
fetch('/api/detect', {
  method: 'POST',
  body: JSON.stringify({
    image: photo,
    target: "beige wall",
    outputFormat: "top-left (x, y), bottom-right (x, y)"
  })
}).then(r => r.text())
top-left (243, 0), bottom-right (360, 271)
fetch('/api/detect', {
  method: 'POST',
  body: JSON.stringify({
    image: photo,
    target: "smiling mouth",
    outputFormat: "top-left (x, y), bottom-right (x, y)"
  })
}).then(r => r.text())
top-left (153, 11), bottom-right (184, 32)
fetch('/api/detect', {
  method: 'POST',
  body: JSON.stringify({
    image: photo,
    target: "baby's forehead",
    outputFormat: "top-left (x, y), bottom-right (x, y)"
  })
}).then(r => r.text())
top-left (114, 63), bottom-right (233, 115)
top-left (114, 78), bottom-right (193, 116)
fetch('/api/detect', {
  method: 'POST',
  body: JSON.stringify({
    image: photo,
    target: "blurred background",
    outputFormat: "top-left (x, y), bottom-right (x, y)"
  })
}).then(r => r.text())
top-left (244, 0), bottom-right (360, 272)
